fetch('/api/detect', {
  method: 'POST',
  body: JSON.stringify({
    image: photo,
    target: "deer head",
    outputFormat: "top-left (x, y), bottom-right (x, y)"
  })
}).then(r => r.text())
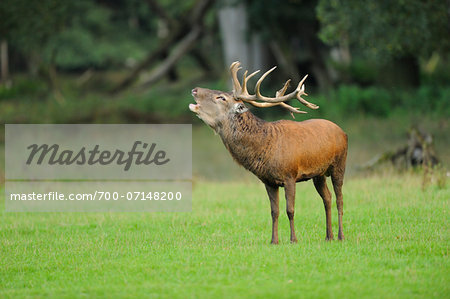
top-left (189, 61), bottom-right (319, 129)
top-left (189, 88), bottom-right (247, 130)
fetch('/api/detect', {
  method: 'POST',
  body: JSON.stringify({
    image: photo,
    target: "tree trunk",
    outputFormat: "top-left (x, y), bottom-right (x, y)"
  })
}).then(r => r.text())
top-left (306, 34), bottom-right (333, 92)
top-left (218, 2), bottom-right (267, 75)
top-left (397, 55), bottom-right (420, 87)
top-left (218, 2), bottom-right (249, 69)
top-left (1, 39), bottom-right (9, 83)
top-left (380, 55), bottom-right (420, 87)
top-left (269, 41), bottom-right (300, 82)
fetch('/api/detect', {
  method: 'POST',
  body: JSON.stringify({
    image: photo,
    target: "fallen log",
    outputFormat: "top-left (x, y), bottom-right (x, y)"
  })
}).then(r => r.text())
top-left (360, 127), bottom-right (439, 170)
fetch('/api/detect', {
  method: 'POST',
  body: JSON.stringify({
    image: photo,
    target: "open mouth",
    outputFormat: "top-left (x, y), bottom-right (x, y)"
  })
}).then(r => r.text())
top-left (189, 88), bottom-right (200, 113)
top-left (189, 103), bottom-right (199, 113)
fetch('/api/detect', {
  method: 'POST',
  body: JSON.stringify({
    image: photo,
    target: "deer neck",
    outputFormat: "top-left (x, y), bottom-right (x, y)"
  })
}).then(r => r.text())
top-left (218, 111), bottom-right (271, 173)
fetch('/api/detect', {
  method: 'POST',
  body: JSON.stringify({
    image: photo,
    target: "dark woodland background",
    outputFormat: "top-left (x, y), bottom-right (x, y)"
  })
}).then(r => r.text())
top-left (0, 0), bottom-right (449, 179)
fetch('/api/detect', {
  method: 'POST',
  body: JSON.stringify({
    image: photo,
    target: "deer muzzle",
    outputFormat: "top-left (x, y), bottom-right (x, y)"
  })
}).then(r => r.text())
top-left (189, 88), bottom-right (200, 113)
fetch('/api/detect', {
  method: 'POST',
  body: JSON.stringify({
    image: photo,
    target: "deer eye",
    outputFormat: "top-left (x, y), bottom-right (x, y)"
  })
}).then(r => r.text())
top-left (216, 96), bottom-right (226, 101)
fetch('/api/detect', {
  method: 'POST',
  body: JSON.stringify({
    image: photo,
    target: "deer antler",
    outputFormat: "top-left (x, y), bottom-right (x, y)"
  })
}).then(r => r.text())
top-left (230, 61), bottom-right (319, 118)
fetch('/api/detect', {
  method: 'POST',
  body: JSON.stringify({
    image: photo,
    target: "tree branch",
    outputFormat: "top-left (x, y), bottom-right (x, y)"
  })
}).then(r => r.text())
top-left (111, 0), bottom-right (215, 93)
top-left (137, 26), bottom-right (202, 89)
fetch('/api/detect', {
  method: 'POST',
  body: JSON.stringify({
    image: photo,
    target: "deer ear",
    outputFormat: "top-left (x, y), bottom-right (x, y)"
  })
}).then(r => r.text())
top-left (233, 103), bottom-right (248, 114)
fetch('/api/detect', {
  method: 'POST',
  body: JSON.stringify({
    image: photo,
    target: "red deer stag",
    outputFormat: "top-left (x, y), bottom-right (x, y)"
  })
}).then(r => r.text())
top-left (189, 61), bottom-right (348, 243)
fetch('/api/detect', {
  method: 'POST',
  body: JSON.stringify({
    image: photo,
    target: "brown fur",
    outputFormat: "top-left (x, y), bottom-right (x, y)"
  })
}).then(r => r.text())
top-left (190, 87), bottom-right (348, 243)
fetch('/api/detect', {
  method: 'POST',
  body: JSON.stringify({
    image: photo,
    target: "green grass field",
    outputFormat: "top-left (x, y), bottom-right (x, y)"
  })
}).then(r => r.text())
top-left (0, 174), bottom-right (448, 298)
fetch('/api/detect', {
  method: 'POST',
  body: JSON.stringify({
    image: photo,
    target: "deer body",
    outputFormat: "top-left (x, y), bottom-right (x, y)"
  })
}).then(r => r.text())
top-left (220, 112), bottom-right (347, 186)
top-left (190, 62), bottom-right (347, 244)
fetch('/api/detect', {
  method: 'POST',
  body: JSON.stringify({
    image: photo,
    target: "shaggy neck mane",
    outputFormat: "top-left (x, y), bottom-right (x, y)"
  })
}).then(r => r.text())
top-left (218, 111), bottom-right (274, 178)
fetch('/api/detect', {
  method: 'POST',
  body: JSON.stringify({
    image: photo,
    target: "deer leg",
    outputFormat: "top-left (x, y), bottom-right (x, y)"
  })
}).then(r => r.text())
top-left (284, 180), bottom-right (298, 243)
top-left (265, 184), bottom-right (279, 244)
top-left (313, 175), bottom-right (334, 241)
top-left (331, 170), bottom-right (345, 241)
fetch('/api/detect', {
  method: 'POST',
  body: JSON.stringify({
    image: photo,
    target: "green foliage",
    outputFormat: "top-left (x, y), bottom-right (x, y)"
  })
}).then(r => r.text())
top-left (414, 85), bottom-right (450, 115)
top-left (317, 0), bottom-right (450, 61)
top-left (347, 60), bottom-right (378, 85)
top-left (311, 84), bottom-right (450, 118)
top-left (421, 55), bottom-right (450, 86)
top-left (0, 60), bottom-right (214, 123)
top-left (245, 0), bottom-right (317, 40)
top-left (44, 1), bottom-right (157, 70)
top-left (330, 58), bottom-right (380, 85)
top-left (334, 85), bottom-right (392, 117)
top-left (0, 76), bottom-right (448, 124)
top-left (0, 0), bottom-right (76, 47)
top-left (0, 175), bottom-right (448, 298)
top-left (0, 0), bottom-right (158, 70)
top-left (156, 0), bottom-right (197, 18)
top-left (0, 78), bottom-right (47, 100)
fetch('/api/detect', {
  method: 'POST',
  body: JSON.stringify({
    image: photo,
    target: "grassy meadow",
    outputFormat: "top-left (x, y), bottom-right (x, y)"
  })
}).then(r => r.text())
top-left (0, 173), bottom-right (448, 298)
top-left (1, 74), bottom-right (449, 298)
top-left (1, 1), bottom-right (449, 297)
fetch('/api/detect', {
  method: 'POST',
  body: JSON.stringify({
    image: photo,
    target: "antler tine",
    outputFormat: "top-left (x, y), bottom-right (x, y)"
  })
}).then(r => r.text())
top-left (279, 102), bottom-right (307, 115)
top-left (255, 66), bottom-right (277, 99)
top-left (297, 94), bottom-right (319, 109)
top-left (276, 79), bottom-right (291, 97)
top-left (253, 67), bottom-right (308, 103)
top-left (247, 70), bottom-right (260, 81)
top-left (295, 74), bottom-right (319, 109)
top-left (230, 61), bottom-right (242, 93)
top-left (241, 70), bottom-right (248, 94)
top-left (242, 70), bottom-right (260, 95)
top-left (296, 74), bottom-right (308, 92)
